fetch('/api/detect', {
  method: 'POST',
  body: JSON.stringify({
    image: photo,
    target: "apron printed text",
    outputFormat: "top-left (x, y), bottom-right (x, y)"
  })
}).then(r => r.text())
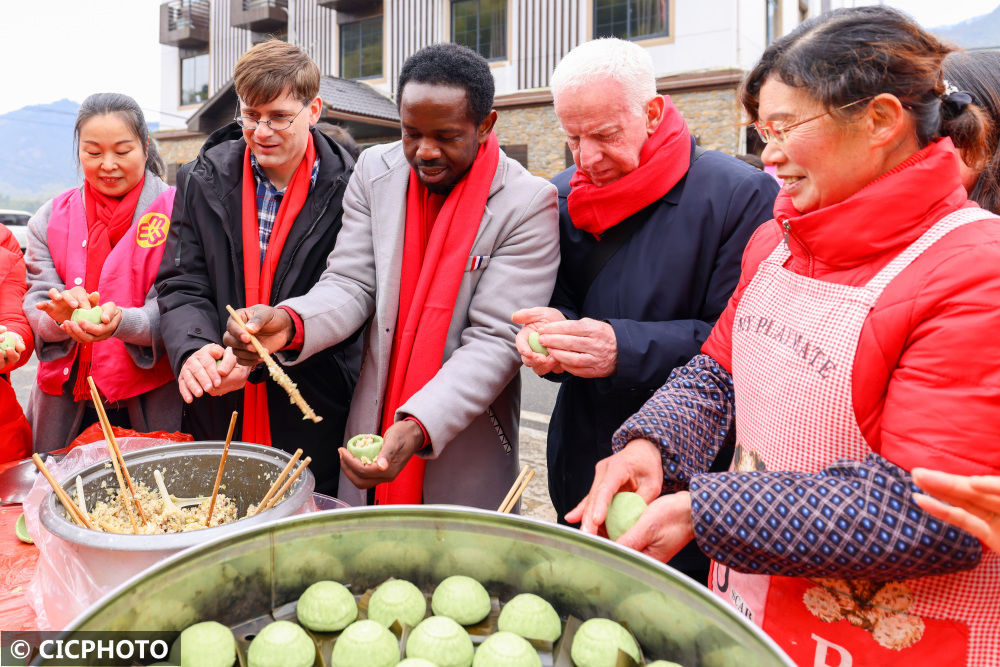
top-left (734, 314), bottom-right (838, 379)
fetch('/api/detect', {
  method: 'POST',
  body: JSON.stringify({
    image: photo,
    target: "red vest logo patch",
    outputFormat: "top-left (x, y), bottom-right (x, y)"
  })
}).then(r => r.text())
top-left (136, 212), bottom-right (170, 248)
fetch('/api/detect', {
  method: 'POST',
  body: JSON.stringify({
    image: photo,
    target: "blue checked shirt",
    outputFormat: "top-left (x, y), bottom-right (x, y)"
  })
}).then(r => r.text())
top-left (250, 153), bottom-right (320, 264)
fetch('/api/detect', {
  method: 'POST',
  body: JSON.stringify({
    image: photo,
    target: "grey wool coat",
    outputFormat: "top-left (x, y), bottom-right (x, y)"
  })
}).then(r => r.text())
top-left (280, 141), bottom-right (559, 509)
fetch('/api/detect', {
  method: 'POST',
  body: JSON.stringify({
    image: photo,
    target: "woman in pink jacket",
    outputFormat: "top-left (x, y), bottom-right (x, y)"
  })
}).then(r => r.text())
top-left (570, 7), bottom-right (1000, 665)
top-left (24, 93), bottom-right (181, 452)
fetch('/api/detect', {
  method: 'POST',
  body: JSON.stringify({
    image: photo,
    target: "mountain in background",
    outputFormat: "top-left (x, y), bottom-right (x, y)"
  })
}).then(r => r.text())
top-left (0, 99), bottom-right (159, 208)
top-left (932, 3), bottom-right (1000, 49)
top-left (0, 99), bottom-right (79, 204)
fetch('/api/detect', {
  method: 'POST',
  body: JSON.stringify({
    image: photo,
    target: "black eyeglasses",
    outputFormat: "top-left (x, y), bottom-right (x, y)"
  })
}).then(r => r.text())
top-left (751, 97), bottom-right (873, 144)
top-left (234, 104), bottom-right (306, 132)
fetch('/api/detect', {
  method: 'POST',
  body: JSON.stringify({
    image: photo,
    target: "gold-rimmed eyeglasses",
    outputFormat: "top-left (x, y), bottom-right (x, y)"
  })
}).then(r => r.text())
top-left (750, 96), bottom-right (874, 144)
top-left (234, 104), bottom-right (307, 132)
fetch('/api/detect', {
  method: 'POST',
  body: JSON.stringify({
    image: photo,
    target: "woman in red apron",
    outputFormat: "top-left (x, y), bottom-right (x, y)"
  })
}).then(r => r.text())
top-left (568, 7), bottom-right (1000, 665)
top-left (23, 93), bottom-right (181, 452)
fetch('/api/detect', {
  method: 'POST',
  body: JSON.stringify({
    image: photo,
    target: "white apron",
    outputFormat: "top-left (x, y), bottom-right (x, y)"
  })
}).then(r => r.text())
top-left (711, 209), bottom-right (1000, 666)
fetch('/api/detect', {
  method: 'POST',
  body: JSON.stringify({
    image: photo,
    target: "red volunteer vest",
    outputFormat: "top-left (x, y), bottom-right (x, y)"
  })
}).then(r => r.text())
top-left (37, 186), bottom-right (177, 402)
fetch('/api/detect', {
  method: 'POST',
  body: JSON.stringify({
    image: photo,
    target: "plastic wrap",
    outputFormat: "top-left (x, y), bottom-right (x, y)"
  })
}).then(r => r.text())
top-left (69, 424), bottom-right (193, 450)
top-left (0, 505), bottom-right (39, 629)
top-left (22, 437), bottom-right (177, 629)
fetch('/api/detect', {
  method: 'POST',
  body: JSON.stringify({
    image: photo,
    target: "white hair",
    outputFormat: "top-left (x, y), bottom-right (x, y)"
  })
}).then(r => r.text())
top-left (550, 38), bottom-right (657, 116)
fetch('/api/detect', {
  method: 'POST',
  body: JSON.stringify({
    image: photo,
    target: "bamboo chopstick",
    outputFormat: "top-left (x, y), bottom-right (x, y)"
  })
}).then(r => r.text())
top-left (251, 448), bottom-right (303, 516)
top-left (225, 305), bottom-right (323, 423)
top-left (206, 411), bottom-right (238, 526)
top-left (32, 454), bottom-right (93, 529)
top-left (505, 469), bottom-right (535, 513)
top-left (260, 457), bottom-right (312, 513)
top-left (88, 377), bottom-right (144, 530)
top-left (498, 466), bottom-right (534, 513)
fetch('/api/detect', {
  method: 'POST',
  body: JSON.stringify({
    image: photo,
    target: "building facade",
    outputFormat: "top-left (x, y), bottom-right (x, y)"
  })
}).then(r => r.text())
top-left (157, 0), bottom-right (857, 180)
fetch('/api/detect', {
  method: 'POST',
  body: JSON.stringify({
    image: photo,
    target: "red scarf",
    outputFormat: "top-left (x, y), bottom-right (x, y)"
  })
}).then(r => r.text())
top-left (240, 134), bottom-right (316, 445)
top-left (73, 177), bottom-right (145, 401)
top-left (374, 133), bottom-right (500, 505)
top-left (567, 95), bottom-right (691, 238)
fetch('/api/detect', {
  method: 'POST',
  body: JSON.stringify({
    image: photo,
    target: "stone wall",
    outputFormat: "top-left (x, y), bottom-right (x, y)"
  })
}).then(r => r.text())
top-left (672, 87), bottom-right (744, 155)
top-left (494, 105), bottom-right (568, 181)
top-left (492, 85), bottom-right (743, 181)
top-left (154, 133), bottom-right (207, 172)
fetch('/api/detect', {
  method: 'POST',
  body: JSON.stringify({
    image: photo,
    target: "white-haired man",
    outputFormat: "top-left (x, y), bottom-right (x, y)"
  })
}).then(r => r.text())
top-left (514, 38), bottom-right (778, 583)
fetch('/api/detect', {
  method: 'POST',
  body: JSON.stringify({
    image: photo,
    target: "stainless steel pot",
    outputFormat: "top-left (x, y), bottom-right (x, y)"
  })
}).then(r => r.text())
top-left (65, 506), bottom-right (792, 666)
top-left (38, 441), bottom-right (315, 589)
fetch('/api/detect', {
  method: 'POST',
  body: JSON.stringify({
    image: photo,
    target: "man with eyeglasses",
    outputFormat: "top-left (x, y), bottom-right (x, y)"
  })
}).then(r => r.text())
top-left (155, 40), bottom-right (360, 494)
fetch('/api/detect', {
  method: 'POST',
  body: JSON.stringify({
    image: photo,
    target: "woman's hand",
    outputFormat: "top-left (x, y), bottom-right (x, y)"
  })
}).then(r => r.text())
top-left (338, 419), bottom-right (425, 489)
top-left (617, 491), bottom-right (696, 562)
top-left (0, 325), bottom-right (25, 371)
top-left (564, 439), bottom-right (664, 534)
top-left (913, 468), bottom-right (1000, 552)
top-left (59, 301), bottom-right (122, 343)
top-left (36, 287), bottom-right (98, 325)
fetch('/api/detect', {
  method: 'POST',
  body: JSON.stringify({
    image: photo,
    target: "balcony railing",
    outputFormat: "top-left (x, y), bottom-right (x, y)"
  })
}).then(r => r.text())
top-left (231, 0), bottom-right (288, 33)
top-left (159, 0), bottom-right (210, 48)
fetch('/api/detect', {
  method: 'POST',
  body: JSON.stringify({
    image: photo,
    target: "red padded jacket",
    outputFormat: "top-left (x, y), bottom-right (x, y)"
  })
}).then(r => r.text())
top-left (702, 139), bottom-right (1000, 476)
top-left (0, 226), bottom-right (33, 462)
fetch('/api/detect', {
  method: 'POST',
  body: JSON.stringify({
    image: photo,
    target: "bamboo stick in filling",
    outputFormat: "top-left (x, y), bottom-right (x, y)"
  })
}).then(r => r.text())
top-left (225, 305), bottom-right (323, 423)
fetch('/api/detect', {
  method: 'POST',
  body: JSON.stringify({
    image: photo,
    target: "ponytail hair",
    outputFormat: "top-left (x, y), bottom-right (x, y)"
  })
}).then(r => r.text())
top-left (943, 51), bottom-right (1000, 214)
top-left (74, 92), bottom-right (165, 179)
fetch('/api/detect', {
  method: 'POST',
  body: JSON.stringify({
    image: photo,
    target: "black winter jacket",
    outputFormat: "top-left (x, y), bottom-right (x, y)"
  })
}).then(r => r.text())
top-left (156, 124), bottom-right (361, 494)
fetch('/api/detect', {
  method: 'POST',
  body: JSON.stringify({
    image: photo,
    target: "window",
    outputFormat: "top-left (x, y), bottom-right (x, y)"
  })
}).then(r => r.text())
top-left (180, 52), bottom-right (209, 106)
top-left (594, 0), bottom-right (668, 41)
top-left (766, 0), bottom-right (780, 45)
top-left (341, 15), bottom-right (383, 79)
top-left (452, 0), bottom-right (507, 61)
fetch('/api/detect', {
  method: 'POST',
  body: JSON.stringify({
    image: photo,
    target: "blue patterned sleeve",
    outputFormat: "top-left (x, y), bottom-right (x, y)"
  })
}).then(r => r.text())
top-left (689, 454), bottom-right (982, 580)
top-left (611, 354), bottom-right (735, 493)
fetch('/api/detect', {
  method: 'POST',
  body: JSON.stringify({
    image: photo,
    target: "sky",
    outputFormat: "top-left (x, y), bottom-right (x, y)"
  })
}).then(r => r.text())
top-left (0, 0), bottom-right (165, 118)
top-left (878, 0), bottom-right (1000, 27)
top-left (0, 0), bottom-right (997, 120)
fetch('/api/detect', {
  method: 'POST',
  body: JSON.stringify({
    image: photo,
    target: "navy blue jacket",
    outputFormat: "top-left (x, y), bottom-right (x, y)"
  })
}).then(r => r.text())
top-left (546, 138), bottom-right (779, 536)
